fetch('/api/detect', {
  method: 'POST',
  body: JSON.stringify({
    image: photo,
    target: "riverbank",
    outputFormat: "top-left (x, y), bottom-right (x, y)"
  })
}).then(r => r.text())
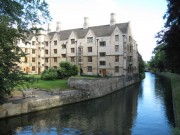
top-left (0, 75), bottom-right (139, 119)
top-left (156, 72), bottom-right (180, 128)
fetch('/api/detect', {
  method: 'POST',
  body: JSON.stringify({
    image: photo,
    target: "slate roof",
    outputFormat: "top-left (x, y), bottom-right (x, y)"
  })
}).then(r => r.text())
top-left (47, 22), bottom-right (129, 41)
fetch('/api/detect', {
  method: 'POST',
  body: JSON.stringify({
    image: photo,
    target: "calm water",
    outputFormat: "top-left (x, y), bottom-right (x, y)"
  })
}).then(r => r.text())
top-left (0, 72), bottom-right (175, 135)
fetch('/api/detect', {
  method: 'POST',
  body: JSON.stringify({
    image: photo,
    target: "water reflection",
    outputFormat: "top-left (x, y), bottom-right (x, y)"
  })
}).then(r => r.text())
top-left (0, 85), bottom-right (139, 135)
top-left (0, 72), bottom-right (175, 135)
top-left (132, 72), bottom-right (174, 135)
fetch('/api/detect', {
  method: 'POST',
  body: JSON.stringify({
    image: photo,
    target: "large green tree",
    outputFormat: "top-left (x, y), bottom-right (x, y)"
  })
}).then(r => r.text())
top-left (157, 0), bottom-right (180, 73)
top-left (148, 44), bottom-right (166, 72)
top-left (0, 0), bottom-right (51, 99)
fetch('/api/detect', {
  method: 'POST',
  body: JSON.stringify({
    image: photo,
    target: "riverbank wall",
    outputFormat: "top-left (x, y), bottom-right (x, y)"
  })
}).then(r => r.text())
top-left (156, 72), bottom-right (180, 128)
top-left (0, 75), bottom-right (139, 119)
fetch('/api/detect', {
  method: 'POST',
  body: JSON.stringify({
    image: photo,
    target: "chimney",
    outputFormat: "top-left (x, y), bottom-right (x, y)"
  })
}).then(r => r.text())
top-left (83, 17), bottom-right (89, 29)
top-left (32, 23), bottom-right (36, 28)
top-left (110, 13), bottom-right (116, 26)
top-left (56, 21), bottom-right (61, 32)
top-left (32, 23), bottom-right (36, 34)
top-left (47, 23), bottom-right (51, 33)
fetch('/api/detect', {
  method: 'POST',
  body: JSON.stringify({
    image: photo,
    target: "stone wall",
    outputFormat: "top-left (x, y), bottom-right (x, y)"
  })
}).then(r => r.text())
top-left (0, 76), bottom-right (139, 119)
top-left (68, 76), bottom-right (138, 99)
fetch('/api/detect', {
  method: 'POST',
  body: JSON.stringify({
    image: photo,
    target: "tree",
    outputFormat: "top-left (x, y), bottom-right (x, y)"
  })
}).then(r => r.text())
top-left (156, 0), bottom-right (180, 73)
top-left (138, 54), bottom-right (145, 79)
top-left (0, 0), bottom-right (51, 99)
top-left (148, 44), bottom-right (166, 72)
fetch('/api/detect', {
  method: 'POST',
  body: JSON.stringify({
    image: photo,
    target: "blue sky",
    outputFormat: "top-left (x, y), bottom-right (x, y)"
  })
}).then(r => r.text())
top-left (45, 0), bottom-right (167, 61)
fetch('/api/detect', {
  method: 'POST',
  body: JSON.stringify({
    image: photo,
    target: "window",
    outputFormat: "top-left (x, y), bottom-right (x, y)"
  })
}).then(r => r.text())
top-left (87, 66), bottom-right (92, 72)
top-left (54, 57), bottom-right (57, 62)
top-left (71, 48), bottom-right (75, 53)
top-left (25, 48), bottom-right (28, 53)
top-left (88, 47), bottom-right (92, 52)
top-left (88, 56), bottom-right (92, 62)
top-left (45, 41), bottom-right (48, 46)
top-left (128, 65), bottom-right (133, 73)
top-left (100, 41), bottom-right (106, 47)
top-left (53, 66), bottom-right (57, 69)
top-left (87, 37), bottom-right (93, 43)
top-left (78, 47), bottom-right (83, 54)
top-left (99, 52), bottom-right (106, 57)
top-left (115, 66), bottom-right (119, 73)
top-left (115, 56), bottom-right (119, 62)
top-left (32, 49), bottom-right (35, 54)
top-left (32, 66), bottom-right (35, 71)
top-left (71, 57), bottom-right (75, 62)
top-left (32, 57), bottom-right (35, 62)
top-left (32, 41), bottom-right (35, 45)
top-left (130, 45), bottom-right (133, 52)
top-left (45, 58), bottom-right (48, 63)
top-left (54, 40), bottom-right (57, 45)
top-left (99, 61), bottom-right (106, 66)
top-left (54, 49), bottom-right (57, 54)
top-left (45, 50), bottom-right (48, 54)
top-left (115, 45), bottom-right (119, 52)
top-left (24, 57), bottom-right (27, 63)
top-left (71, 39), bottom-right (75, 44)
top-left (79, 57), bottom-right (82, 62)
top-left (129, 56), bottom-right (132, 62)
top-left (62, 44), bottom-right (66, 49)
top-left (115, 35), bottom-right (119, 41)
top-left (62, 54), bottom-right (66, 58)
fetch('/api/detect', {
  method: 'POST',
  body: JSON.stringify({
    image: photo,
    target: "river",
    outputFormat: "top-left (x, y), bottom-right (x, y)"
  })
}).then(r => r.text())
top-left (0, 72), bottom-right (175, 135)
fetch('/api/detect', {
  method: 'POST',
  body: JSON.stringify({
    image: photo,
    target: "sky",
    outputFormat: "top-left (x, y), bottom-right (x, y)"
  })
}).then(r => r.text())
top-left (45, 0), bottom-right (167, 61)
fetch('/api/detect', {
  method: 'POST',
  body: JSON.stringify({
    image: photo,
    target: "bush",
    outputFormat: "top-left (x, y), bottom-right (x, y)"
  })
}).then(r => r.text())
top-left (41, 68), bottom-right (58, 80)
top-left (57, 68), bottom-right (67, 79)
top-left (57, 61), bottom-right (78, 78)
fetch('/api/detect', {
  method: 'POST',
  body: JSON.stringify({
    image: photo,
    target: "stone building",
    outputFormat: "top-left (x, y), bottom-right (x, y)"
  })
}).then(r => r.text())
top-left (17, 13), bottom-right (139, 77)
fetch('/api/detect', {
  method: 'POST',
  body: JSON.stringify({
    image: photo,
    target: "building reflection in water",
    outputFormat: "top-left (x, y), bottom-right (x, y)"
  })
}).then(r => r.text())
top-left (0, 84), bottom-right (139, 135)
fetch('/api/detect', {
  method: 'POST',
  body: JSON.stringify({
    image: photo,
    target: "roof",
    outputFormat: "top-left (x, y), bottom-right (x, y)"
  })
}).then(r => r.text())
top-left (48, 22), bottom-right (129, 41)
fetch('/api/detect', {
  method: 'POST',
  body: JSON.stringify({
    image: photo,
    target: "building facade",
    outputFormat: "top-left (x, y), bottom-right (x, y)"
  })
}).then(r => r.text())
top-left (17, 13), bottom-right (139, 77)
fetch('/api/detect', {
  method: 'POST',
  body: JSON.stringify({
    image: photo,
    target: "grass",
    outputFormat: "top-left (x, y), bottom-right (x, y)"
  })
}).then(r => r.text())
top-left (24, 74), bottom-right (41, 79)
top-left (72, 76), bottom-right (98, 79)
top-left (30, 79), bottom-right (69, 91)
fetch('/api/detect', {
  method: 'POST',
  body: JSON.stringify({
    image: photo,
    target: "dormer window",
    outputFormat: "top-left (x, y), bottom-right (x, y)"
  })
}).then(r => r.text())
top-left (71, 39), bottom-right (75, 44)
top-left (62, 44), bottom-right (66, 49)
top-left (45, 41), bottom-right (48, 46)
top-left (100, 41), bottom-right (106, 47)
top-left (32, 41), bottom-right (35, 45)
top-left (115, 35), bottom-right (119, 41)
top-left (87, 37), bottom-right (93, 43)
top-left (54, 40), bottom-right (57, 45)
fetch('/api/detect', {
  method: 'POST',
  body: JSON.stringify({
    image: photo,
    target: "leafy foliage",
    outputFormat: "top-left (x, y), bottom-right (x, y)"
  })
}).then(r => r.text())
top-left (41, 68), bottom-right (58, 80)
top-left (0, 0), bottom-right (51, 99)
top-left (156, 0), bottom-right (180, 73)
top-left (41, 62), bottom-right (79, 80)
top-left (148, 44), bottom-right (166, 72)
top-left (58, 61), bottom-right (78, 78)
top-left (138, 54), bottom-right (145, 79)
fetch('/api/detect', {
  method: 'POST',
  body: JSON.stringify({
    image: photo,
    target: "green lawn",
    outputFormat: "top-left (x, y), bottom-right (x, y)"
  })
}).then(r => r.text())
top-left (30, 79), bottom-right (69, 91)
top-left (24, 74), bottom-right (41, 79)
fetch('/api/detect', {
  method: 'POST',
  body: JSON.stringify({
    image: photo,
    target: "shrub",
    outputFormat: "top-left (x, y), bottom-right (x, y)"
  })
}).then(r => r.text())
top-left (58, 61), bottom-right (78, 78)
top-left (57, 68), bottom-right (67, 79)
top-left (41, 68), bottom-right (58, 80)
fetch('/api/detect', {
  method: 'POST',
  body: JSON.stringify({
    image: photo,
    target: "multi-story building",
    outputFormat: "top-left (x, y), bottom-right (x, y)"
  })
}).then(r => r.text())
top-left (18, 13), bottom-right (139, 77)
